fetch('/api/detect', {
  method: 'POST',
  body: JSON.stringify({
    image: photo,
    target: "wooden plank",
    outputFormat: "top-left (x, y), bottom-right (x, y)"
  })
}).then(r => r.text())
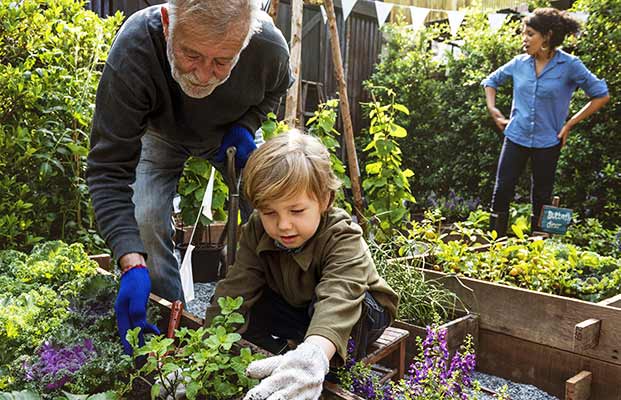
top-left (565, 370), bottom-right (592, 400)
top-left (393, 313), bottom-right (479, 364)
top-left (90, 253), bottom-right (112, 270)
top-left (574, 319), bottom-right (601, 352)
top-left (598, 293), bottom-right (621, 309)
top-left (421, 269), bottom-right (621, 364)
top-left (478, 330), bottom-right (621, 400)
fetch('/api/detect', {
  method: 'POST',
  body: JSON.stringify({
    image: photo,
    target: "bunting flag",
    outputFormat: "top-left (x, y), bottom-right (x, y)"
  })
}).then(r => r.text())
top-left (516, 3), bottom-right (529, 14)
top-left (320, 5), bottom-right (327, 24)
top-left (447, 10), bottom-right (466, 37)
top-left (375, 2), bottom-right (393, 28)
top-left (410, 6), bottom-right (429, 31)
top-left (341, 0), bottom-right (358, 22)
top-left (488, 13), bottom-right (507, 33)
top-left (570, 11), bottom-right (589, 24)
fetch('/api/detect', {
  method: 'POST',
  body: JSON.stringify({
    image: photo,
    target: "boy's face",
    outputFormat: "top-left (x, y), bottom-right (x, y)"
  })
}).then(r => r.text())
top-left (258, 191), bottom-right (329, 249)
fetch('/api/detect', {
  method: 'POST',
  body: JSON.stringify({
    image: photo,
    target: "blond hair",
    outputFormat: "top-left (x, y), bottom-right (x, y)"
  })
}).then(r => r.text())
top-left (243, 129), bottom-right (341, 210)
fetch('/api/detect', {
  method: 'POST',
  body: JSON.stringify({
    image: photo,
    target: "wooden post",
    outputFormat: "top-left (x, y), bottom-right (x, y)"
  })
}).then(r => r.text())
top-left (268, 0), bottom-right (280, 21)
top-left (323, 0), bottom-right (365, 225)
top-left (284, 0), bottom-right (303, 127)
top-left (573, 318), bottom-right (601, 351)
top-left (565, 370), bottom-right (592, 400)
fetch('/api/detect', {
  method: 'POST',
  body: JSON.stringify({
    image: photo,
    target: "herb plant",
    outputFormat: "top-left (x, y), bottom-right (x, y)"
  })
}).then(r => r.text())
top-left (124, 296), bottom-right (262, 400)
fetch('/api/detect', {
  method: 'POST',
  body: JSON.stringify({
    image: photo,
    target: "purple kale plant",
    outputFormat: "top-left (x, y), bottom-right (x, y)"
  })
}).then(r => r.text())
top-left (23, 339), bottom-right (96, 391)
top-left (338, 326), bottom-right (484, 400)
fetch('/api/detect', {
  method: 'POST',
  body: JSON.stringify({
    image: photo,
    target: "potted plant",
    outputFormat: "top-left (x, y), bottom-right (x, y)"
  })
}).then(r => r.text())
top-left (176, 157), bottom-right (230, 283)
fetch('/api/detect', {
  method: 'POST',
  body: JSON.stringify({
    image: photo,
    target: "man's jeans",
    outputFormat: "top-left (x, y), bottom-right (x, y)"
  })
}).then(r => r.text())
top-left (242, 286), bottom-right (390, 360)
top-left (491, 137), bottom-right (562, 222)
top-left (132, 131), bottom-right (253, 302)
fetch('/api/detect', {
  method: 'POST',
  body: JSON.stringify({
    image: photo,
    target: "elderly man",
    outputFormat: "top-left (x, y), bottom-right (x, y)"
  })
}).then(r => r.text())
top-left (86, 0), bottom-right (292, 354)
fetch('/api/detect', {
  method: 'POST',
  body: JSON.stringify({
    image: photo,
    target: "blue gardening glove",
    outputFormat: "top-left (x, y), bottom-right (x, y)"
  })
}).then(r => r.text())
top-left (114, 267), bottom-right (160, 355)
top-left (215, 124), bottom-right (257, 169)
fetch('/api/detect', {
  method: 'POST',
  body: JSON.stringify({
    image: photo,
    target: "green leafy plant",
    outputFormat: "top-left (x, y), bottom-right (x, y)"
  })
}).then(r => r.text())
top-left (0, 0), bottom-right (123, 252)
top-left (371, 240), bottom-right (464, 326)
top-left (362, 86), bottom-right (415, 241)
top-left (259, 112), bottom-right (289, 140)
top-left (306, 99), bottom-right (352, 212)
top-left (560, 218), bottom-right (621, 259)
top-left (0, 242), bottom-right (132, 393)
top-left (124, 296), bottom-right (262, 400)
top-left (177, 157), bottom-right (229, 227)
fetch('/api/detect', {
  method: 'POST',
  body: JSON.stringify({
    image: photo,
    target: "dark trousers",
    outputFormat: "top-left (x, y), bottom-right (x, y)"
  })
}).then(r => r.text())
top-left (491, 138), bottom-right (561, 226)
top-left (243, 286), bottom-right (390, 360)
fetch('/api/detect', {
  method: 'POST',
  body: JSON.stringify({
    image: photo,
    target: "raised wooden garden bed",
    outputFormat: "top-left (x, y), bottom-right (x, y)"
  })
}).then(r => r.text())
top-left (420, 268), bottom-right (621, 400)
top-left (91, 254), bottom-right (405, 399)
top-left (394, 312), bottom-right (479, 365)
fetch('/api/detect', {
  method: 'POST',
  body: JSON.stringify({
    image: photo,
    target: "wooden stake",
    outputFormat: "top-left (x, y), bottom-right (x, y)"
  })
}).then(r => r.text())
top-left (284, 0), bottom-right (303, 126)
top-left (323, 0), bottom-right (365, 225)
top-left (565, 370), bottom-right (592, 400)
top-left (268, 0), bottom-right (280, 21)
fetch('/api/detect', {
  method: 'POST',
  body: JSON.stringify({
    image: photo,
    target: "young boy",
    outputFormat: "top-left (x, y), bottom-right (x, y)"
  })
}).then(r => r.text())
top-left (205, 130), bottom-right (398, 400)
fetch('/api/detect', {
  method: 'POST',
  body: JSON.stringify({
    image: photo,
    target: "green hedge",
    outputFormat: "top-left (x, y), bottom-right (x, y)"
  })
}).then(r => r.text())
top-left (367, 0), bottom-right (620, 226)
top-left (0, 0), bottom-right (123, 251)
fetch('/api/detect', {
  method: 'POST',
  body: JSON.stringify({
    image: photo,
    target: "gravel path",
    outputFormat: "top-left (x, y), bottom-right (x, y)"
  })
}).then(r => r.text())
top-left (469, 371), bottom-right (559, 400)
top-left (185, 282), bottom-right (216, 318)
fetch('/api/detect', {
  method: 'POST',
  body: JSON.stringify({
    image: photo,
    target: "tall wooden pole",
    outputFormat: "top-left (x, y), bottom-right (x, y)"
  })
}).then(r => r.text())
top-left (285, 0), bottom-right (303, 127)
top-left (323, 0), bottom-right (364, 224)
top-left (269, 0), bottom-right (280, 21)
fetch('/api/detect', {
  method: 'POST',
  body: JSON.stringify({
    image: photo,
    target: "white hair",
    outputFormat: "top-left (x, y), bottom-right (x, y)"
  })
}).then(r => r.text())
top-left (167, 0), bottom-right (262, 47)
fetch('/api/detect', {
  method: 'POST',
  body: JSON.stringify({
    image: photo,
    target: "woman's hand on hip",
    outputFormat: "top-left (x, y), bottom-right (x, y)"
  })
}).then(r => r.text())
top-left (489, 107), bottom-right (509, 131)
top-left (557, 124), bottom-right (572, 147)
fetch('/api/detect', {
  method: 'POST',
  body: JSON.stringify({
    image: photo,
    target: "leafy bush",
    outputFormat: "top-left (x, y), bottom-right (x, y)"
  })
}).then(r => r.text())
top-left (556, 0), bottom-right (621, 225)
top-left (0, 241), bottom-right (132, 393)
top-left (368, 2), bottom-right (620, 226)
top-left (0, 0), bottom-right (123, 251)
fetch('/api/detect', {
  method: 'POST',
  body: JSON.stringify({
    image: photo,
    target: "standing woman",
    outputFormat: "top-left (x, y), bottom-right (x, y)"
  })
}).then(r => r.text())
top-left (482, 8), bottom-right (610, 235)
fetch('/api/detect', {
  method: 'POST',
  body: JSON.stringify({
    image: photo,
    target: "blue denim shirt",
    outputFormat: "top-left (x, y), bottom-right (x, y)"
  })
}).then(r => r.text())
top-left (482, 49), bottom-right (608, 148)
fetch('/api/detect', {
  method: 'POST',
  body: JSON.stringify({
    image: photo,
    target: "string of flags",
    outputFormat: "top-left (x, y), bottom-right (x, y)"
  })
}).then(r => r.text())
top-left (309, 0), bottom-right (589, 35)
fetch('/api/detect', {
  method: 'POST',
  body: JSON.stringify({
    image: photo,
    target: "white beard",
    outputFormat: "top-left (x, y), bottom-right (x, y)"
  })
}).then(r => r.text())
top-left (166, 40), bottom-right (237, 99)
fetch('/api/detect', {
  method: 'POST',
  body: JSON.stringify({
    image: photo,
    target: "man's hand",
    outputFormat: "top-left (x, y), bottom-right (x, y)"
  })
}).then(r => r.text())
top-left (115, 266), bottom-right (160, 354)
top-left (488, 107), bottom-right (509, 131)
top-left (216, 124), bottom-right (257, 169)
top-left (243, 342), bottom-right (329, 400)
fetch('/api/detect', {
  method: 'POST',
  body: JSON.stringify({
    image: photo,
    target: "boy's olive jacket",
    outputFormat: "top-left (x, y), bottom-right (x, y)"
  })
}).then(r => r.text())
top-left (205, 207), bottom-right (399, 362)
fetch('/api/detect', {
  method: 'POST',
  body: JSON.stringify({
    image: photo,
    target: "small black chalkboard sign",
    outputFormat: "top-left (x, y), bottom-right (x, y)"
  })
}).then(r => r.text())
top-left (539, 205), bottom-right (573, 235)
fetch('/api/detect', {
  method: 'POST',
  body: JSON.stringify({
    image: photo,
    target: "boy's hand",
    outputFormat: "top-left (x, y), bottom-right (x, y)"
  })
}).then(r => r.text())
top-left (115, 266), bottom-right (160, 354)
top-left (216, 124), bottom-right (257, 169)
top-left (243, 342), bottom-right (329, 400)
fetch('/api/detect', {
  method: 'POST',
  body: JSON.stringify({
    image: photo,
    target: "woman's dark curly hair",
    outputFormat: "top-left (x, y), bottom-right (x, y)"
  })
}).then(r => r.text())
top-left (523, 8), bottom-right (581, 49)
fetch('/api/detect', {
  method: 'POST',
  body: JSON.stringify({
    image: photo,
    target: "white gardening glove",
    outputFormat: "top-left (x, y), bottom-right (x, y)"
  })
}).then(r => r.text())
top-left (243, 342), bottom-right (329, 400)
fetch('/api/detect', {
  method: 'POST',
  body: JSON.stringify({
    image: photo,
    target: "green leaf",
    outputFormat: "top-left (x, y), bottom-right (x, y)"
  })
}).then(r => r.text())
top-left (150, 383), bottom-right (161, 400)
top-left (393, 103), bottom-right (410, 115)
top-left (366, 162), bottom-right (382, 175)
top-left (389, 125), bottom-right (407, 138)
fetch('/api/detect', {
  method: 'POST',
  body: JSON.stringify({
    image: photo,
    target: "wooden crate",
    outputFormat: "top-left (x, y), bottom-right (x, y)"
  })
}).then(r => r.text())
top-left (421, 268), bottom-right (621, 399)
